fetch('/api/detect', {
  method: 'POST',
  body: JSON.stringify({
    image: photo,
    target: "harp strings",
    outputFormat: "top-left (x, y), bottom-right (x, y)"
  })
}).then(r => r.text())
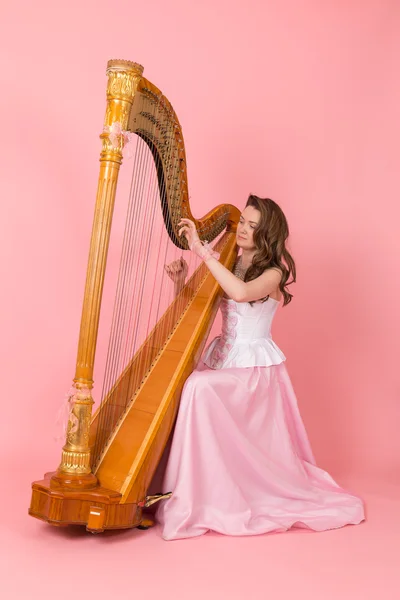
top-left (96, 111), bottom-right (144, 446)
top-left (93, 92), bottom-right (160, 461)
top-left (152, 105), bottom-right (192, 358)
top-left (127, 96), bottom-right (174, 403)
top-left (140, 98), bottom-right (198, 382)
top-left (92, 91), bottom-right (200, 464)
top-left (141, 102), bottom-right (176, 365)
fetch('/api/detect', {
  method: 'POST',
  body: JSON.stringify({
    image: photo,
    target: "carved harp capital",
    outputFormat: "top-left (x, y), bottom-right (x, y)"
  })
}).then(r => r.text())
top-left (101, 60), bottom-right (144, 159)
top-left (106, 60), bottom-right (144, 106)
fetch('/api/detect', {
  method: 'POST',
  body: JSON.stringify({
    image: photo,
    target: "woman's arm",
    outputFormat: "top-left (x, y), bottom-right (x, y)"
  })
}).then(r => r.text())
top-left (204, 258), bottom-right (281, 303)
top-left (178, 218), bottom-right (281, 303)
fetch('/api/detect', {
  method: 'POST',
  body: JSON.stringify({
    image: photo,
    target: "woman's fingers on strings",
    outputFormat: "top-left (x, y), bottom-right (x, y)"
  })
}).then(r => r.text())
top-left (165, 260), bottom-right (185, 277)
top-left (178, 219), bottom-right (195, 232)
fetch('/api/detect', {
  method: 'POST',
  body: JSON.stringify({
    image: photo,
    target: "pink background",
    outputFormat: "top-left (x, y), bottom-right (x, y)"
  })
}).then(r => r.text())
top-left (1, 1), bottom-right (400, 597)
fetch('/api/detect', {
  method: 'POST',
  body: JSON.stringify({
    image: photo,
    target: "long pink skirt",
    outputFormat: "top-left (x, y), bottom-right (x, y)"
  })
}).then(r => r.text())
top-left (157, 363), bottom-right (365, 540)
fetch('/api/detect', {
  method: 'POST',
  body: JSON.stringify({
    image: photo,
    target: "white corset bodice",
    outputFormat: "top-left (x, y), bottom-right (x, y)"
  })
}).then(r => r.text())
top-left (203, 298), bottom-right (286, 369)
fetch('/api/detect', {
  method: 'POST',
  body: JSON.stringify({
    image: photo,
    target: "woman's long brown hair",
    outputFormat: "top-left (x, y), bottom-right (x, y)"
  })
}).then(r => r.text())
top-left (244, 195), bottom-right (296, 306)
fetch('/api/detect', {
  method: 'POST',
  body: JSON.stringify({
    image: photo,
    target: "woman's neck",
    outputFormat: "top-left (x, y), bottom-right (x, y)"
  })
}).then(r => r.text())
top-left (240, 249), bottom-right (255, 269)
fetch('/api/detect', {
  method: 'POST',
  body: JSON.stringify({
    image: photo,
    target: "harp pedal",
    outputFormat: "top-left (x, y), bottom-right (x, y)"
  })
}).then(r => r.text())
top-left (87, 506), bottom-right (105, 533)
top-left (143, 492), bottom-right (172, 508)
top-left (137, 493), bottom-right (172, 530)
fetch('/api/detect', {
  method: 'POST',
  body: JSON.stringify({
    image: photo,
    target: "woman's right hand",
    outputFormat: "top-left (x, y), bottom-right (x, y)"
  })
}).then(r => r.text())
top-left (164, 257), bottom-right (189, 285)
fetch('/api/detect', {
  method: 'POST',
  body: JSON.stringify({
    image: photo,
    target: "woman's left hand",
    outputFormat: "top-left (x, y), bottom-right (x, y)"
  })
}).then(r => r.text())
top-left (178, 218), bottom-right (200, 250)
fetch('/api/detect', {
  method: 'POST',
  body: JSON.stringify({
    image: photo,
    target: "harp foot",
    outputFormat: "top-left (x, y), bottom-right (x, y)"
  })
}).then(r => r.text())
top-left (138, 517), bottom-right (155, 530)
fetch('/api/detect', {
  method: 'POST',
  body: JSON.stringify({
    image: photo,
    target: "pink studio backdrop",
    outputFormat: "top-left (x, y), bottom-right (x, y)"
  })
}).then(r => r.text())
top-left (1, 0), bottom-right (399, 490)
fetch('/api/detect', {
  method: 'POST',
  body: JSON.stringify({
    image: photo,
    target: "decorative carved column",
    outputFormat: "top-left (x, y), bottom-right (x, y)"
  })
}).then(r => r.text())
top-left (51, 61), bottom-right (144, 489)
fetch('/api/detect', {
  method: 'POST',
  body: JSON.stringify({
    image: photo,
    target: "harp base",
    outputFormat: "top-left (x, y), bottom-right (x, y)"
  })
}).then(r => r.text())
top-left (29, 472), bottom-right (145, 533)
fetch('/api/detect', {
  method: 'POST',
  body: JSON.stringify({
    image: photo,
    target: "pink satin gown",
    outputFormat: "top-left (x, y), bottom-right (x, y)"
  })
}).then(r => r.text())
top-left (157, 297), bottom-right (365, 540)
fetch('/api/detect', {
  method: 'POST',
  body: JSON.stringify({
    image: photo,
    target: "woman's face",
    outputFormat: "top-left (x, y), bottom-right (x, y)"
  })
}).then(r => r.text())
top-left (236, 206), bottom-right (260, 250)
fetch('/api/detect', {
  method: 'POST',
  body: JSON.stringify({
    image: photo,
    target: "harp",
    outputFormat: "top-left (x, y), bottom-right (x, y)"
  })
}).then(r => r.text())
top-left (29, 60), bottom-right (240, 532)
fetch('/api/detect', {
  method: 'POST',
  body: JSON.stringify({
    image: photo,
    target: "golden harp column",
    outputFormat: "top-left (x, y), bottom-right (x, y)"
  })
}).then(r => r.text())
top-left (51, 60), bottom-right (144, 489)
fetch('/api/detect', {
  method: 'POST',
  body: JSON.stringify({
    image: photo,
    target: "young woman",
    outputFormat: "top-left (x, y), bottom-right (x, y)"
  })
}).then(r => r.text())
top-left (157, 195), bottom-right (365, 541)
